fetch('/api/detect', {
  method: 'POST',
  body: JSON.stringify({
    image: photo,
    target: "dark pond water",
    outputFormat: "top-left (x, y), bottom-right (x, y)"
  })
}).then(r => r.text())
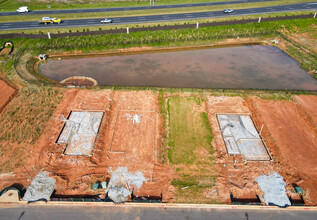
top-left (38, 45), bottom-right (317, 90)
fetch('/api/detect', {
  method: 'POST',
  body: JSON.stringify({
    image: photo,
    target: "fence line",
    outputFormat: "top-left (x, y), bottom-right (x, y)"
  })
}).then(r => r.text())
top-left (0, 14), bottom-right (313, 40)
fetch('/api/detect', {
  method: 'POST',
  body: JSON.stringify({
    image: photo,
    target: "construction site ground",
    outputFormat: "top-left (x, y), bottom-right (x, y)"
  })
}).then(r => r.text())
top-left (206, 95), bottom-right (317, 205)
top-left (0, 89), bottom-right (172, 201)
top-left (0, 79), bottom-right (16, 114)
top-left (0, 87), bottom-right (316, 205)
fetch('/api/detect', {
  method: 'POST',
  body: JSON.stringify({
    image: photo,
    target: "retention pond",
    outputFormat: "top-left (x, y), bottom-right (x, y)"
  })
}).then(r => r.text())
top-left (38, 45), bottom-right (317, 90)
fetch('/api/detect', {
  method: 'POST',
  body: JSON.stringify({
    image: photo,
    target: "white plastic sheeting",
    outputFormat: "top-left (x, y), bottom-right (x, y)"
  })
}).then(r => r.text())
top-left (108, 167), bottom-right (147, 190)
top-left (23, 172), bottom-right (56, 202)
top-left (107, 167), bottom-right (147, 203)
top-left (256, 172), bottom-right (291, 207)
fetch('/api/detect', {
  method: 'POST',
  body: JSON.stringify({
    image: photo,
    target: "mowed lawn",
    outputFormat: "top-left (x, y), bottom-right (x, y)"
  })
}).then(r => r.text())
top-left (167, 96), bottom-right (219, 203)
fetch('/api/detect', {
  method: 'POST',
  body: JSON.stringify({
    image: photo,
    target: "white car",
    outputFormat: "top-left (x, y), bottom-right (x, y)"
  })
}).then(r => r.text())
top-left (17, 6), bottom-right (29, 13)
top-left (223, 9), bottom-right (234, 13)
top-left (101, 18), bottom-right (112, 24)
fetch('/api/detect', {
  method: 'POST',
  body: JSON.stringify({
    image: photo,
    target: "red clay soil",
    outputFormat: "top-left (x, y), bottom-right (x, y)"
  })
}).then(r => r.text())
top-left (206, 96), bottom-right (303, 204)
top-left (293, 95), bottom-right (317, 129)
top-left (0, 79), bottom-right (16, 114)
top-left (246, 96), bottom-right (317, 205)
top-left (1, 91), bottom-right (316, 205)
top-left (4, 89), bottom-right (172, 201)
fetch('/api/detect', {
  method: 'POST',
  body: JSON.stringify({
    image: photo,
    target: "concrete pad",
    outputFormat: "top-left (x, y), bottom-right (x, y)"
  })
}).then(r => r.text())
top-left (64, 133), bottom-right (96, 156)
top-left (57, 111), bottom-right (104, 156)
top-left (217, 114), bottom-right (270, 161)
top-left (237, 139), bottom-right (270, 161)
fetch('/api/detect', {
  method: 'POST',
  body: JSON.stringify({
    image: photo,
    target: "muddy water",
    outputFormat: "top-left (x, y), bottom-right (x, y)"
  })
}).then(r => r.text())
top-left (38, 45), bottom-right (317, 90)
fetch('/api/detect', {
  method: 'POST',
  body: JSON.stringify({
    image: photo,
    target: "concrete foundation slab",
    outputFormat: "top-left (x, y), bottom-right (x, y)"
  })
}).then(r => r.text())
top-left (217, 114), bottom-right (270, 161)
top-left (237, 139), bottom-right (270, 161)
top-left (57, 111), bottom-right (104, 156)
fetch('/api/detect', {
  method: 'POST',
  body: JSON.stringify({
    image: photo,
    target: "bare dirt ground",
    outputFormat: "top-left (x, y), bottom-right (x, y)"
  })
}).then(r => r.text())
top-left (0, 79), bottom-right (16, 114)
top-left (246, 96), bottom-right (317, 205)
top-left (1, 90), bottom-right (316, 205)
top-left (206, 96), bottom-right (305, 204)
top-left (0, 89), bottom-right (172, 200)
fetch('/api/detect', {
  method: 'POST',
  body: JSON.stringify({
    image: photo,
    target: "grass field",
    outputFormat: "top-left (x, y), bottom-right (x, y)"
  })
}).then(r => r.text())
top-left (0, 0), bottom-right (227, 11)
top-left (168, 97), bottom-right (213, 164)
top-left (166, 96), bottom-right (219, 203)
top-left (0, 86), bottom-right (63, 144)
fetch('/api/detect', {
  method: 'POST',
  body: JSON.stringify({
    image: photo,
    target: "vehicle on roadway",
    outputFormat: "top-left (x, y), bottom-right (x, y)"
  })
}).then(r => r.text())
top-left (16, 6), bottom-right (29, 13)
top-left (39, 17), bottom-right (62, 25)
top-left (223, 9), bottom-right (234, 13)
top-left (101, 18), bottom-right (112, 24)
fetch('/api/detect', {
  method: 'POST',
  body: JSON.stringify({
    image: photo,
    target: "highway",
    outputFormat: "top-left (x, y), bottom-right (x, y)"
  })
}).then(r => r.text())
top-left (0, 0), bottom-right (277, 16)
top-left (0, 2), bottom-right (316, 31)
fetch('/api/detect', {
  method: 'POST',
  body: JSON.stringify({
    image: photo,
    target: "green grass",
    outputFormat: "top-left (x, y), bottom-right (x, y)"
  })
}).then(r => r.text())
top-left (6, 19), bottom-right (281, 53)
top-left (0, 0), bottom-right (236, 11)
top-left (2, 17), bottom-right (314, 53)
top-left (171, 173), bottom-right (219, 204)
top-left (279, 33), bottom-right (317, 73)
top-left (0, 86), bottom-right (63, 144)
top-left (167, 97), bottom-right (214, 164)
top-left (0, 0), bottom-right (313, 12)
top-left (166, 96), bottom-right (219, 203)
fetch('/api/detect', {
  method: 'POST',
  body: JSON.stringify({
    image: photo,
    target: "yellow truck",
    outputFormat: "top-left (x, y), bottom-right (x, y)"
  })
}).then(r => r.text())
top-left (39, 17), bottom-right (62, 24)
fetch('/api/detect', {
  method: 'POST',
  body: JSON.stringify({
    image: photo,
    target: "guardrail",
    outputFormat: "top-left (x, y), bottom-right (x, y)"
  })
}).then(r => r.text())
top-left (0, 14), bottom-right (314, 39)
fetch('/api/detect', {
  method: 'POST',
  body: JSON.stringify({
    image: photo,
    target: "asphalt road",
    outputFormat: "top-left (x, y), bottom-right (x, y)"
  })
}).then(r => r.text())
top-left (0, 2), bottom-right (316, 31)
top-left (0, 0), bottom-right (276, 16)
top-left (0, 205), bottom-right (317, 220)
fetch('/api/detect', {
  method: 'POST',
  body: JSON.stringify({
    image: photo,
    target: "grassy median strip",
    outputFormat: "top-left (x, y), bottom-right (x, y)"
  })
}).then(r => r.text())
top-left (167, 96), bottom-right (219, 203)
top-left (0, 0), bottom-right (275, 12)
top-left (0, 0), bottom-right (234, 11)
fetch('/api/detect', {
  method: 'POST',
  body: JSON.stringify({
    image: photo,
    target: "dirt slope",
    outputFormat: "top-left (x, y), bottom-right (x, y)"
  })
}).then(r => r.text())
top-left (0, 79), bottom-right (16, 114)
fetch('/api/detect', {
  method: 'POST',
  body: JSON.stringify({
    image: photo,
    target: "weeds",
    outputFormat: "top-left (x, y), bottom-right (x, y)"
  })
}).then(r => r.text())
top-left (0, 86), bottom-right (63, 144)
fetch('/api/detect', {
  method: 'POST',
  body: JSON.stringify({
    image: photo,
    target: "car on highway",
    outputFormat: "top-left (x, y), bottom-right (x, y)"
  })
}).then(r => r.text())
top-left (16, 6), bottom-right (29, 13)
top-left (101, 18), bottom-right (112, 24)
top-left (223, 9), bottom-right (234, 13)
top-left (39, 17), bottom-right (62, 24)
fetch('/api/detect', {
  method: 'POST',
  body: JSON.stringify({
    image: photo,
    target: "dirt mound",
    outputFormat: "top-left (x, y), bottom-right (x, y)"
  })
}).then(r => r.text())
top-left (60, 76), bottom-right (98, 87)
top-left (0, 80), bottom-right (16, 114)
